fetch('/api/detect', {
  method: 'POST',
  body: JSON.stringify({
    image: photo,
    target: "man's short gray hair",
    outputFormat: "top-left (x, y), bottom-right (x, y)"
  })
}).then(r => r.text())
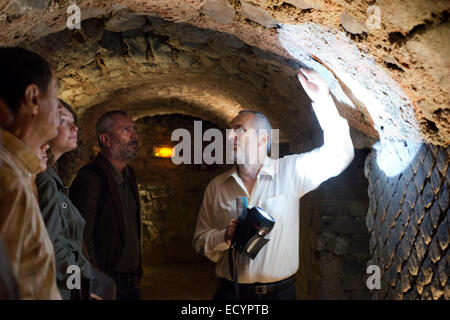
top-left (96, 110), bottom-right (128, 150)
top-left (238, 110), bottom-right (272, 154)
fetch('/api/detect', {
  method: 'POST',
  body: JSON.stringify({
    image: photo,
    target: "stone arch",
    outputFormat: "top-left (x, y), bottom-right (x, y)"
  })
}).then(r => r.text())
top-left (2, 0), bottom-right (448, 300)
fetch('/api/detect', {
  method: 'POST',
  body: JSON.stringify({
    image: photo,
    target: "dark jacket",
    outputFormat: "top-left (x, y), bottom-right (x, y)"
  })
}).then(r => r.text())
top-left (36, 167), bottom-right (92, 300)
top-left (69, 152), bottom-right (143, 279)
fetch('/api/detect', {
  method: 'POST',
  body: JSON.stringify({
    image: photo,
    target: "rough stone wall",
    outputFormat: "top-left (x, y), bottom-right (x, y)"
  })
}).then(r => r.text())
top-left (1, 0), bottom-right (448, 145)
top-left (130, 114), bottom-right (230, 264)
top-left (365, 143), bottom-right (449, 300)
top-left (25, 16), bottom-right (325, 144)
top-left (297, 149), bottom-right (371, 299)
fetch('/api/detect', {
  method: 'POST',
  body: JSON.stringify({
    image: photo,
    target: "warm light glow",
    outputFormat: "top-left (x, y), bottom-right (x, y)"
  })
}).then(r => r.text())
top-left (153, 146), bottom-right (173, 158)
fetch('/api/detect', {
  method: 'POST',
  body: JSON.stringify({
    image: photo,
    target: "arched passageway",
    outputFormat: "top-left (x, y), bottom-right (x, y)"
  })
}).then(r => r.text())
top-left (3, 0), bottom-right (448, 299)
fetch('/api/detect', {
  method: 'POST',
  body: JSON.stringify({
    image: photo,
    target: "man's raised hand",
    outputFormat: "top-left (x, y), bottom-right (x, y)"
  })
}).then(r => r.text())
top-left (297, 68), bottom-right (330, 102)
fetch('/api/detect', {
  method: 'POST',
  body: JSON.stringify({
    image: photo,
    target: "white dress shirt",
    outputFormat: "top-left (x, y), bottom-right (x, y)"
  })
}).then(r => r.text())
top-left (193, 95), bottom-right (354, 284)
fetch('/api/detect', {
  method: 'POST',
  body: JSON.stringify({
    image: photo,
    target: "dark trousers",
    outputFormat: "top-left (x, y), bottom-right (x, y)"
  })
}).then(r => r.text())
top-left (112, 272), bottom-right (140, 300)
top-left (213, 276), bottom-right (297, 300)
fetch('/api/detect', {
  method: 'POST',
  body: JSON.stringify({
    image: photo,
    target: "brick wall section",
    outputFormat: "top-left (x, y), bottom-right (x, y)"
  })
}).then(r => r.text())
top-left (296, 190), bottom-right (319, 299)
top-left (296, 149), bottom-right (372, 299)
top-left (364, 143), bottom-right (449, 300)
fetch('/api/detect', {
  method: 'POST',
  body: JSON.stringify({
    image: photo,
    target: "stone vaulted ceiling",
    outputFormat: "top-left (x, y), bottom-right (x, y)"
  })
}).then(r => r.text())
top-left (0, 0), bottom-right (449, 146)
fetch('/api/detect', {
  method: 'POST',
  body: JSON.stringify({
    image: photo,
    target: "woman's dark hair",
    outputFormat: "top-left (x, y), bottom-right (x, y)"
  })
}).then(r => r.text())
top-left (0, 47), bottom-right (53, 115)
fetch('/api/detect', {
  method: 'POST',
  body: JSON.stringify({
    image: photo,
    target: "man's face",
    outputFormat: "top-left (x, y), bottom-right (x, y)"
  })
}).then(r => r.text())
top-left (35, 73), bottom-right (60, 143)
top-left (108, 114), bottom-right (138, 161)
top-left (227, 113), bottom-right (260, 164)
top-left (38, 143), bottom-right (49, 173)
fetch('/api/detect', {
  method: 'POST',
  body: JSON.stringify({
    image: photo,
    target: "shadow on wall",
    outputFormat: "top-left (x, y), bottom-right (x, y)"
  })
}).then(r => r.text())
top-left (297, 149), bottom-right (372, 300)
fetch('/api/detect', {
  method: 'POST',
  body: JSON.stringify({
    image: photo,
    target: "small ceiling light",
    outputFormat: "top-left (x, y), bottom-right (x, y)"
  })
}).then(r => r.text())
top-left (153, 146), bottom-right (173, 158)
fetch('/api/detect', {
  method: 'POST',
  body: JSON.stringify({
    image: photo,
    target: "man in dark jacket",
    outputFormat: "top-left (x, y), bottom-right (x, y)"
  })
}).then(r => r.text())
top-left (70, 110), bottom-right (142, 300)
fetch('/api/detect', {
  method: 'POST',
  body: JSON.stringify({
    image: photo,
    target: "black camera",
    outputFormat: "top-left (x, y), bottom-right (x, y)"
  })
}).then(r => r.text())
top-left (231, 206), bottom-right (275, 260)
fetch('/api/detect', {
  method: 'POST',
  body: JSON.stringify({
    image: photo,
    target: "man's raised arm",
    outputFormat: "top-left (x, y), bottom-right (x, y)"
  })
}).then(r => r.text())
top-left (292, 68), bottom-right (355, 197)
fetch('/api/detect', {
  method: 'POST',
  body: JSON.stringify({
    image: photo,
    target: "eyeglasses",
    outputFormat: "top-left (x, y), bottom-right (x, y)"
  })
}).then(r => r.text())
top-left (230, 128), bottom-right (247, 136)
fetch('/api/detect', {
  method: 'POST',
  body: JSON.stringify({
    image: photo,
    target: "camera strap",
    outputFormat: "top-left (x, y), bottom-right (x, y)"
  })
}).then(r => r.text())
top-left (228, 247), bottom-right (240, 300)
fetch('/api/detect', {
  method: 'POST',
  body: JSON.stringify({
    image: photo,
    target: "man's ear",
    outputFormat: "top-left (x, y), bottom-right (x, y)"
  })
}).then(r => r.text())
top-left (258, 131), bottom-right (269, 147)
top-left (23, 84), bottom-right (41, 116)
top-left (0, 98), bottom-right (13, 127)
top-left (99, 133), bottom-right (111, 147)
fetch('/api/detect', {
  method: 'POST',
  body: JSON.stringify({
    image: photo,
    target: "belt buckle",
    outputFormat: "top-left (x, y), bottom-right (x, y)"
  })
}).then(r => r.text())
top-left (255, 285), bottom-right (267, 295)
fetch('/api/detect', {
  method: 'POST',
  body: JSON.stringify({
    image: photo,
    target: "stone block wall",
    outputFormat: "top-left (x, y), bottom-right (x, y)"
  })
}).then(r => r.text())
top-left (296, 149), bottom-right (372, 299)
top-left (365, 143), bottom-right (449, 299)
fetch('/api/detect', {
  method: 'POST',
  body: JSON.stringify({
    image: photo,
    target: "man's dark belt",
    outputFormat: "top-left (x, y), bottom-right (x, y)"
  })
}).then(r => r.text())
top-left (221, 275), bottom-right (295, 295)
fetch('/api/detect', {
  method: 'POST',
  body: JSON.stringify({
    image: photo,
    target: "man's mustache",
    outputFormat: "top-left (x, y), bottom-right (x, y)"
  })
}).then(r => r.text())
top-left (128, 140), bottom-right (138, 147)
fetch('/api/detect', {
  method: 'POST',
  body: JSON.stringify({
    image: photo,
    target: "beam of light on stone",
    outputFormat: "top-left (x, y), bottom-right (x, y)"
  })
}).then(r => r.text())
top-left (277, 23), bottom-right (423, 177)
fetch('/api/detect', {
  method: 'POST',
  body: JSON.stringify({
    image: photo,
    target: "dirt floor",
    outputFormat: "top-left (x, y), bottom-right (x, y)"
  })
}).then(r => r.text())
top-left (140, 261), bottom-right (219, 300)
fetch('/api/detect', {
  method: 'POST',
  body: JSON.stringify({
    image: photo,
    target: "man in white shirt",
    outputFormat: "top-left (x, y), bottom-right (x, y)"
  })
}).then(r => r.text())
top-left (193, 68), bottom-right (355, 300)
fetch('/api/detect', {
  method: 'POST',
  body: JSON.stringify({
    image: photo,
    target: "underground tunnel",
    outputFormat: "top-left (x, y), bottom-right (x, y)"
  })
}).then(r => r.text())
top-left (0, 0), bottom-right (448, 300)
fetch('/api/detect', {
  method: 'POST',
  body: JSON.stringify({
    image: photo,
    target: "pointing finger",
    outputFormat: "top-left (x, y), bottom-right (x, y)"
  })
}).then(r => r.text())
top-left (298, 71), bottom-right (306, 82)
top-left (300, 67), bottom-right (313, 77)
